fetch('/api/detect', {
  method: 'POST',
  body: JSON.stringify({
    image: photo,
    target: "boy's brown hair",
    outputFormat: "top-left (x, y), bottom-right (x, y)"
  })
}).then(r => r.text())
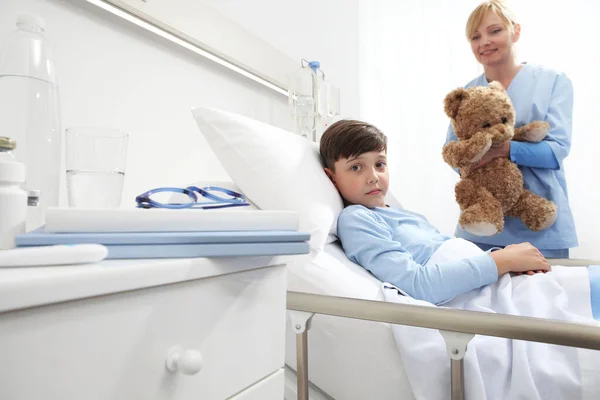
top-left (319, 119), bottom-right (387, 171)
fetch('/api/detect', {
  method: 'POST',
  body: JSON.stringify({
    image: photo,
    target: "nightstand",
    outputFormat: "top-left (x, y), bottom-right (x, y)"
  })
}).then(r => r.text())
top-left (0, 253), bottom-right (307, 399)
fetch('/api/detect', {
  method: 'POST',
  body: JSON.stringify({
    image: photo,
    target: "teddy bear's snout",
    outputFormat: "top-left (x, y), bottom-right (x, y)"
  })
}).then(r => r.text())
top-left (489, 124), bottom-right (513, 143)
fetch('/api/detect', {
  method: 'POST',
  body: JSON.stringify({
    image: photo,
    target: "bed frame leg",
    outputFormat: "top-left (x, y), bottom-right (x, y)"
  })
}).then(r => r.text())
top-left (289, 311), bottom-right (314, 400)
top-left (297, 328), bottom-right (309, 400)
top-left (451, 358), bottom-right (465, 399)
top-left (440, 330), bottom-right (475, 400)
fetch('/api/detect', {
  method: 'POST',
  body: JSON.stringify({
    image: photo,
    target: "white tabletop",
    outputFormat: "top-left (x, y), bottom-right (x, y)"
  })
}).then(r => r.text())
top-left (0, 254), bottom-right (305, 313)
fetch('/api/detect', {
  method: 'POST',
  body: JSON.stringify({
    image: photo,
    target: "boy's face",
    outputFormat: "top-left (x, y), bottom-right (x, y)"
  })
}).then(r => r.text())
top-left (325, 150), bottom-right (389, 208)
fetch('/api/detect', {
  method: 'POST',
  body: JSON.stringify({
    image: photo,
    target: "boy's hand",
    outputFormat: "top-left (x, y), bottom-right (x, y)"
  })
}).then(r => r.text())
top-left (489, 242), bottom-right (551, 276)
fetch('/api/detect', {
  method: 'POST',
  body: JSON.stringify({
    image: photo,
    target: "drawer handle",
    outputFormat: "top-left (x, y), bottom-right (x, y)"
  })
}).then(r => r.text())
top-left (165, 346), bottom-right (203, 375)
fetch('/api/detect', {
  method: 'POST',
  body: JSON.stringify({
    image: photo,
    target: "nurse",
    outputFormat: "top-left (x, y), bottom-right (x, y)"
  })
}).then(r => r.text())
top-left (444, 0), bottom-right (577, 258)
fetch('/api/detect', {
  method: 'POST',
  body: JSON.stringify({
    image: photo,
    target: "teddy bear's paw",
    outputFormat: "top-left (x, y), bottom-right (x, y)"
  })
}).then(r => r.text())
top-left (533, 204), bottom-right (558, 231)
top-left (464, 222), bottom-right (499, 236)
top-left (522, 128), bottom-right (548, 142)
top-left (519, 121), bottom-right (550, 142)
top-left (538, 208), bottom-right (558, 231)
top-left (511, 192), bottom-right (558, 231)
top-left (459, 203), bottom-right (504, 236)
top-left (469, 139), bottom-right (492, 163)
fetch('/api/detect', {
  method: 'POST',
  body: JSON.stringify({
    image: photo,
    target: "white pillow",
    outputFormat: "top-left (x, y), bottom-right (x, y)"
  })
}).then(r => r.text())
top-left (191, 107), bottom-right (404, 251)
top-left (192, 107), bottom-right (343, 251)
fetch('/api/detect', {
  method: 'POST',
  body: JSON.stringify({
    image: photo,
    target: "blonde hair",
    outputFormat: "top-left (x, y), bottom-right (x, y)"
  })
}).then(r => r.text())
top-left (466, 1), bottom-right (517, 40)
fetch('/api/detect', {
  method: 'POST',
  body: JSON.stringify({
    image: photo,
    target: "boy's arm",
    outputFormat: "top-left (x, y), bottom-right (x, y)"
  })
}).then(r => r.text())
top-left (338, 208), bottom-right (498, 305)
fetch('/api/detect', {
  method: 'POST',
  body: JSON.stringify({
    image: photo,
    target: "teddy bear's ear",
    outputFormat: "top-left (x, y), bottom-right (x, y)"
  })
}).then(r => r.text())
top-left (443, 88), bottom-right (468, 119)
top-left (488, 81), bottom-right (506, 92)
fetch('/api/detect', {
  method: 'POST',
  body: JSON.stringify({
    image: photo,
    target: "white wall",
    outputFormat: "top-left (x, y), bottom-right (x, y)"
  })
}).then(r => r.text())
top-left (0, 0), bottom-right (290, 208)
top-left (202, 0), bottom-right (361, 119)
top-left (358, 0), bottom-right (482, 243)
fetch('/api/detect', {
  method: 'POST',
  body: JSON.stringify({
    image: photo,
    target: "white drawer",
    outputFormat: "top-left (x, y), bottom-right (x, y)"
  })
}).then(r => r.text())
top-left (230, 368), bottom-right (284, 400)
top-left (0, 264), bottom-right (286, 400)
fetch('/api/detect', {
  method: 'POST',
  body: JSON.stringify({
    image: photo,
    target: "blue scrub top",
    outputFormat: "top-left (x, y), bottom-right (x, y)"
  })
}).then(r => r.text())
top-left (444, 63), bottom-right (578, 250)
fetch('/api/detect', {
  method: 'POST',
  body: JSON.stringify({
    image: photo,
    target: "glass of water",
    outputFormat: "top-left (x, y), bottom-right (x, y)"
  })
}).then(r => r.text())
top-left (65, 127), bottom-right (128, 208)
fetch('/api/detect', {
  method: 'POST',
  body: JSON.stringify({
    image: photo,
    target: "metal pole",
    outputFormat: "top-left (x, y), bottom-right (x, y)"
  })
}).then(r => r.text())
top-left (548, 258), bottom-right (600, 266)
top-left (287, 291), bottom-right (600, 351)
top-left (296, 329), bottom-right (309, 400)
top-left (451, 359), bottom-right (465, 400)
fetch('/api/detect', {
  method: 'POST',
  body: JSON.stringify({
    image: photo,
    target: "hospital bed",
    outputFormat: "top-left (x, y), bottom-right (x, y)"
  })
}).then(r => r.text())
top-left (189, 106), bottom-right (600, 400)
top-left (283, 242), bottom-right (600, 400)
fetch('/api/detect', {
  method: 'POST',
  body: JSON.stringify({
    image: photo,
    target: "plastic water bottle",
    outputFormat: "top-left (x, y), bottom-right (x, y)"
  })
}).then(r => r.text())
top-left (289, 60), bottom-right (320, 141)
top-left (0, 15), bottom-right (62, 231)
top-left (0, 137), bottom-right (27, 249)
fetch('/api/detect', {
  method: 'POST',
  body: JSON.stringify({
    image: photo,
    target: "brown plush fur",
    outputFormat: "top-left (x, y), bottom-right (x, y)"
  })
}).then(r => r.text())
top-left (442, 81), bottom-right (557, 236)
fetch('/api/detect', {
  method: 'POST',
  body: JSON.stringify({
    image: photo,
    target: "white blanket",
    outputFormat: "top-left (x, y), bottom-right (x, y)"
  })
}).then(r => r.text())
top-left (382, 238), bottom-right (600, 400)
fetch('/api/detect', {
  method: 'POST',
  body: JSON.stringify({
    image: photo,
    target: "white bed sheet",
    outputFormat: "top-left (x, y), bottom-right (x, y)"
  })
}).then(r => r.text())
top-left (285, 242), bottom-right (414, 400)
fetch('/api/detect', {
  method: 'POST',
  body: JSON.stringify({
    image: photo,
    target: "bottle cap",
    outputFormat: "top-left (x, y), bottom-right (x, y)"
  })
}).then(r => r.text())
top-left (17, 15), bottom-right (46, 33)
top-left (308, 61), bottom-right (320, 72)
top-left (0, 160), bottom-right (25, 184)
top-left (0, 137), bottom-right (16, 151)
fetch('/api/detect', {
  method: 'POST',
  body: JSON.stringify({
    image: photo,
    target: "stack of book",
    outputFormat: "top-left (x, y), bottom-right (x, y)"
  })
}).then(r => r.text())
top-left (15, 208), bottom-right (310, 259)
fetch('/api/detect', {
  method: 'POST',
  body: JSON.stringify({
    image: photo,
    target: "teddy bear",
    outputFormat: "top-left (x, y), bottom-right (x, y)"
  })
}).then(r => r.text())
top-left (442, 81), bottom-right (557, 236)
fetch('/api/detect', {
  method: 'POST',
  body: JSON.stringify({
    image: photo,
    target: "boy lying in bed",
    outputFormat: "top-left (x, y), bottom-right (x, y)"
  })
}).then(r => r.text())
top-left (320, 119), bottom-right (551, 305)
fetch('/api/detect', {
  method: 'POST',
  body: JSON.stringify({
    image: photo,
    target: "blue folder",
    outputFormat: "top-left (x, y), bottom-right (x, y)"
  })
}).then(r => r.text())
top-left (103, 242), bottom-right (310, 259)
top-left (16, 230), bottom-right (310, 247)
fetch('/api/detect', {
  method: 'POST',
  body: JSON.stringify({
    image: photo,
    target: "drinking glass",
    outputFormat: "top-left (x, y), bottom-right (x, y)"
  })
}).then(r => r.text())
top-left (65, 127), bottom-right (128, 208)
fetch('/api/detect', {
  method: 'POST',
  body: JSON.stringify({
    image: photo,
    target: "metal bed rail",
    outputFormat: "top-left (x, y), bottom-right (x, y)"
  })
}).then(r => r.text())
top-left (287, 258), bottom-right (600, 400)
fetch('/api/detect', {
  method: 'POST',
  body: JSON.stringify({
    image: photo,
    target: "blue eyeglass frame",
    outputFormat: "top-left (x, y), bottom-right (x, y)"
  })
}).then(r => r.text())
top-left (135, 186), bottom-right (250, 209)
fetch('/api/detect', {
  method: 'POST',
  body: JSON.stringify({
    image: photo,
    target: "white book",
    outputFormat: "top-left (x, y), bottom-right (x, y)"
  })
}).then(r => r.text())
top-left (44, 207), bottom-right (299, 233)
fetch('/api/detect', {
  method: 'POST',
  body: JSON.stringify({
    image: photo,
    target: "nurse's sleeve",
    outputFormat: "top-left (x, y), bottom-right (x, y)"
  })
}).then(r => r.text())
top-left (509, 141), bottom-right (559, 169)
top-left (544, 73), bottom-right (574, 166)
top-left (510, 73), bottom-right (573, 169)
top-left (337, 207), bottom-right (498, 305)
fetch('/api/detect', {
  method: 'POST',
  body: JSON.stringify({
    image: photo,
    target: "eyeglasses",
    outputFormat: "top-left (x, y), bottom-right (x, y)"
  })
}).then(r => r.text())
top-left (135, 186), bottom-right (250, 209)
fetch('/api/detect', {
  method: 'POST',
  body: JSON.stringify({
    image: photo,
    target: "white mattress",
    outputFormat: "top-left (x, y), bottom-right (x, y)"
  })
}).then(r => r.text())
top-left (285, 242), bottom-right (414, 400)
